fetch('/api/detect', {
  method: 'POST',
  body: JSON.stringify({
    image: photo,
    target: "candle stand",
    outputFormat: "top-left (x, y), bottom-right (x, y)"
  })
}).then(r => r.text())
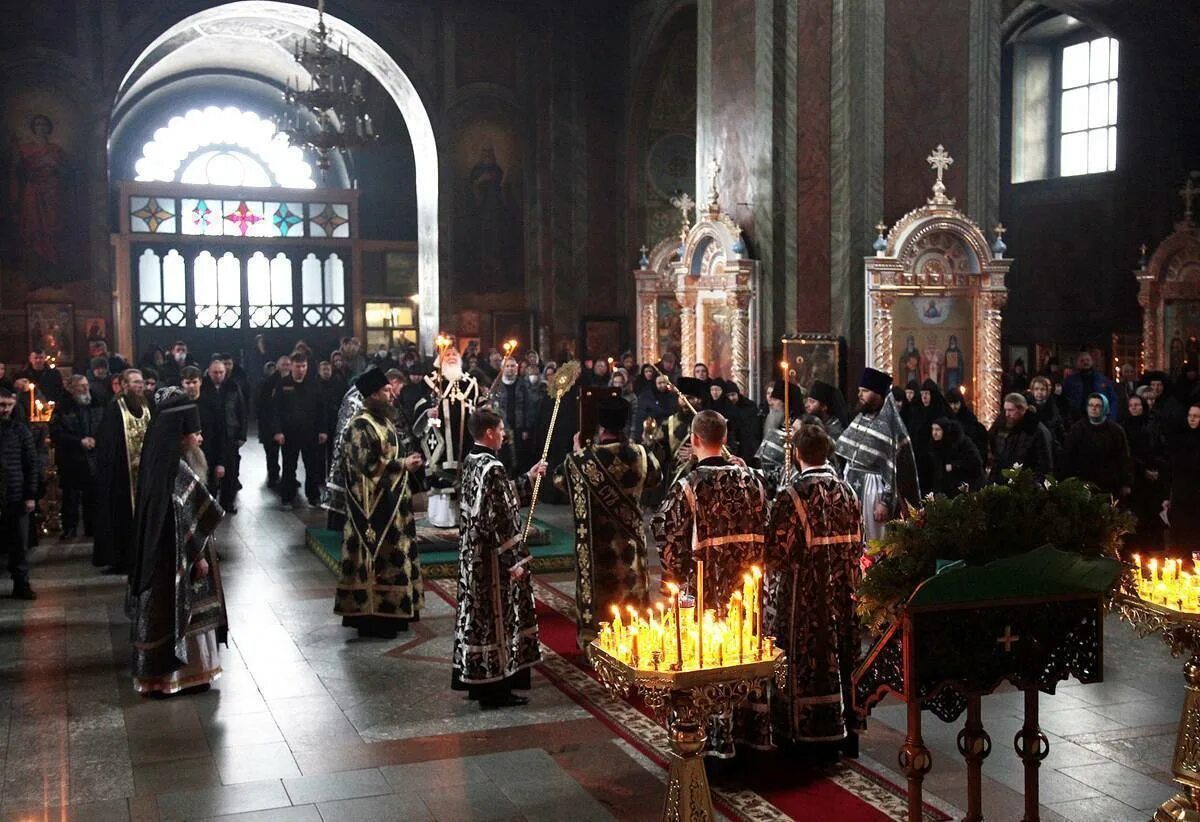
top-left (1114, 589), bottom-right (1200, 821)
top-left (588, 643), bottom-right (785, 822)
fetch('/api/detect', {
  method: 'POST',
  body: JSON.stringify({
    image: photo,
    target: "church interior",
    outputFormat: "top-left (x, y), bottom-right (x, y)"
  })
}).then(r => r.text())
top-left (1, 0), bottom-right (1200, 820)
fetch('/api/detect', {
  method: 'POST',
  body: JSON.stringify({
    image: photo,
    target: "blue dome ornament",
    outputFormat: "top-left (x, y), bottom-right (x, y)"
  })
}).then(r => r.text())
top-left (872, 220), bottom-right (888, 255)
top-left (638, 245), bottom-right (650, 270)
top-left (992, 223), bottom-right (1007, 258)
top-left (732, 236), bottom-right (746, 255)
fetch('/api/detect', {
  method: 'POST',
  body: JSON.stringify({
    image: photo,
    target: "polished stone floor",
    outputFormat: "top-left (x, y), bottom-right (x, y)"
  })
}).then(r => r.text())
top-left (0, 449), bottom-right (1187, 821)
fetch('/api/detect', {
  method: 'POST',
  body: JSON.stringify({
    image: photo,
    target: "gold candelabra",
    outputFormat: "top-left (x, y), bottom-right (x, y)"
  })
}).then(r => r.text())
top-left (589, 564), bottom-right (783, 822)
top-left (1115, 559), bottom-right (1200, 821)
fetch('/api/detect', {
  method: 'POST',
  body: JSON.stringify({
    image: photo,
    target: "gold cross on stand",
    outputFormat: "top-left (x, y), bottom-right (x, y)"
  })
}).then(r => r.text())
top-left (994, 223), bottom-right (1007, 239)
top-left (875, 220), bottom-right (888, 236)
top-left (1180, 174), bottom-right (1198, 222)
top-left (996, 625), bottom-right (1020, 652)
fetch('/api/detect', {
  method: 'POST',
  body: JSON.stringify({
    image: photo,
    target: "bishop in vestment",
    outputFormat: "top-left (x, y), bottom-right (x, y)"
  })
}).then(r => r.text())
top-left (556, 397), bottom-right (660, 647)
top-left (413, 345), bottom-right (480, 527)
top-left (93, 369), bottom-right (150, 573)
top-left (334, 369), bottom-right (425, 639)
top-left (452, 408), bottom-right (546, 708)
top-left (128, 389), bottom-right (226, 696)
top-left (765, 424), bottom-right (864, 756)
top-left (654, 410), bottom-right (768, 756)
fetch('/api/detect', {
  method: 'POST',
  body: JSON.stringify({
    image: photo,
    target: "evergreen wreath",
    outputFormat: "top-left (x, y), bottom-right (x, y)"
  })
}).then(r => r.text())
top-left (856, 466), bottom-right (1134, 630)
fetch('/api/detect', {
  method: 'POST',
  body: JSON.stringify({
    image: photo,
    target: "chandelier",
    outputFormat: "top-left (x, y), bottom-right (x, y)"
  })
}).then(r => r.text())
top-left (277, 0), bottom-right (377, 175)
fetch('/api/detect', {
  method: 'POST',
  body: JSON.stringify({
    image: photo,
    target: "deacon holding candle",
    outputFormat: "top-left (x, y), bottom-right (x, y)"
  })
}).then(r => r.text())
top-left (653, 409), bottom-right (768, 758)
top-left (765, 422), bottom-right (865, 759)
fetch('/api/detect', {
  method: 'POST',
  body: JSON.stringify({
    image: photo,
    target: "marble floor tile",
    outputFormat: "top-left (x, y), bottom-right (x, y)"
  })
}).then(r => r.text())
top-left (1047, 795), bottom-right (1151, 822)
top-left (315, 793), bottom-right (433, 822)
top-left (379, 756), bottom-right (490, 790)
top-left (133, 756), bottom-right (223, 797)
top-left (155, 779), bottom-right (292, 821)
top-left (1058, 761), bottom-right (1179, 811)
top-left (417, 781), bottom-right (523, 822)
top-left (281, 767), bottom-right (391, 805)
top-left (212, 742), bottom-right (301, 785)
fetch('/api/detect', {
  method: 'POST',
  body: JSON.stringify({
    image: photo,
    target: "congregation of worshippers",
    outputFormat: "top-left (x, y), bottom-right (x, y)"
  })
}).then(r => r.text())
top-left (3, 331), bottom-right (1199, 742)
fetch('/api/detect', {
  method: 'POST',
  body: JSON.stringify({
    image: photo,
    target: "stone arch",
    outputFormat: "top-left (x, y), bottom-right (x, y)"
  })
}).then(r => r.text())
top-left (110, 1), bottom-right (441, 351)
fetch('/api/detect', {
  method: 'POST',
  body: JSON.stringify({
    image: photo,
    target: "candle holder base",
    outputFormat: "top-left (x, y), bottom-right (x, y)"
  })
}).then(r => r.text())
top-left (1155, 791), bottom-right (1200, 822)
top-left (663, 721), bottom-right (712, 822)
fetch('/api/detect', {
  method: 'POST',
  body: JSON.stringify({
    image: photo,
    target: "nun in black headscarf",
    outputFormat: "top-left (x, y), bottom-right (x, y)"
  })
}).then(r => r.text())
top-left (127, 388), bottom-right (226, 697)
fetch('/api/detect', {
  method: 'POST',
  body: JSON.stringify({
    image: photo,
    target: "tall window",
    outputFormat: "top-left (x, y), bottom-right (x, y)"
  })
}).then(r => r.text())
top-left (1059, 36), bottom-right (1118, 176)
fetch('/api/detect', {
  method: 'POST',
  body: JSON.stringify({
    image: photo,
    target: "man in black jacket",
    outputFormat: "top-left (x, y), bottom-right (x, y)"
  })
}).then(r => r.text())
top-left (987, 393), bottom-right (1055, 483)
top-left (256, 360), bottom-right (285, 488)
top-left (270, 351), bottom-right (328, 509)
top-left (15, 348), bottom-right (64, 405)
top-left (0, 389), bottom-right (37, 599)
top-left (51, 375), bottom-right (105, 539)
top-left (202, 359), bottom-right (247, 512)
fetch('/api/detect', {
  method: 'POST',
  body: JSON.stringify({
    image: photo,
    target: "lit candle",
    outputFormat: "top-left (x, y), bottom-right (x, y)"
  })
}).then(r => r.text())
top-left (734, 592), bottom-right (744, 663)
top-left (752, 566), bottom-right (764, 657)
top-left (695, 560), bottom-right (705, 668)
top-left (780, 360), bottom-right (790, 424)
top-left (1149, 558), bottom-right (1159, 583)
top-left (668, 583), bottom-right (683, 668)
top-left (611, 605), bottom-right (623, 644)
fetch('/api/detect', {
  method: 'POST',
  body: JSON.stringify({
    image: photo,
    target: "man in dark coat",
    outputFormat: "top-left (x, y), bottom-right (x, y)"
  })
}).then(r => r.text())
top-left (1062, 351), bottom-right (1119, 423)
top-left (92, 369), bottom-right (151, 572)
top-left (255, 360), bottom-right (285, 488)
top-left (1061, 393), bottom-right (1133, 498)
top-left (15, 348), bottom-right (65, 405)
top-left (50, 375), bottom-right (105, 538)
top-left (724, 381), bottom-right (763, 462)
top-left (0, 389), bottom-right (37, 599)
top-left (206, 359), bottom-right (247, 511)
top-left (269, 351), bottom-right (328, 508)
top-left (987, 393), bottom-right (1054, 483)
top-left (87, 357), bottom-right (113, 406)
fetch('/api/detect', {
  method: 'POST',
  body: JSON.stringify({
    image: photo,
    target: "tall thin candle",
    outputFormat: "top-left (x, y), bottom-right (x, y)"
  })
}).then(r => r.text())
top-left (753, 565), bottom-right (763, 657)
top-left (695, 560), bottom-right (705, 669)
top-left (668, 583), bottom-right (682, 668)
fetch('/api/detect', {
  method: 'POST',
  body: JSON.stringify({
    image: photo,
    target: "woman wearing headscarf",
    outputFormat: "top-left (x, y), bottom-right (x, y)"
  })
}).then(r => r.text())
top-left (1165, 404), bottom-right (1200, 558)
top-left (1061, 392), bottom-right (1133, 497)
top-left (127, 388), bottom-right (226, 696)
top-left (908, 379), bottom-right (949, 489)
top-left (943, 386), bottom-right (989, 464)
top-left (1121, 392), bottom-right (1167, 552)
top-left (925, 417), bottom-right (984, 497)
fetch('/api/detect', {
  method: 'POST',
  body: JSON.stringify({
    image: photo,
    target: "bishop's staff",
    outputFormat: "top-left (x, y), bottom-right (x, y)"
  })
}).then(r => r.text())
top-left (650, 365), bottom-right (732, 460)
top-left (514, 360), bottom-right (582, 565)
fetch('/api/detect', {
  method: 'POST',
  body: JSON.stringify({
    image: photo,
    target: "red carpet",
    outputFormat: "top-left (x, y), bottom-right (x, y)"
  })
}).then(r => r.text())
top-left (524, 578), bottom-right (950, 822)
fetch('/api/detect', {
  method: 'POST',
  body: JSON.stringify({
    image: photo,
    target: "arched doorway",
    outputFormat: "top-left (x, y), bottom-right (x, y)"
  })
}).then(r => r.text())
top-left (109, 1), bottom-right (439, 361)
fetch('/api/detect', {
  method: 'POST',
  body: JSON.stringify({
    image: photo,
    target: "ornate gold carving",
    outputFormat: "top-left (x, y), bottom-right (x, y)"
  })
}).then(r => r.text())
top-left (867, 155), bottom-right (1009, 424)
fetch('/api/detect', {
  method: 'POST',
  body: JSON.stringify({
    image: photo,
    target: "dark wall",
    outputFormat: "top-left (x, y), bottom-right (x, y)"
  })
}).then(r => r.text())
top-left (999, 11), bottom-right (1200, 353)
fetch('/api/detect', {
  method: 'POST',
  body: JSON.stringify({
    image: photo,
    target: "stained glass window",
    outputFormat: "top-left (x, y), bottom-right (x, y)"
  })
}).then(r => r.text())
top-left (248, 251), bottom-right (294, 328)
top-left (265, 201), bottom-right (305, 237)
top-left (130, 196), bottom-right (177, 233)
top-left (181, 198), bottom-right (221, 236)
top-left (308, 202), bottom-right (351, 238)
top-left (194, 251), bottom-right (243, 328)
top-left (222, 200), bottom-right (268, 238)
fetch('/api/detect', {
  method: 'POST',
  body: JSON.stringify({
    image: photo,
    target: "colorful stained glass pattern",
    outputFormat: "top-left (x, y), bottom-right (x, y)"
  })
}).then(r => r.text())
top-left (181, 198), bottom-right (221, 236)
top-left (308, 202), bottom-right (351, 238)
top-left (222, 200), bottom-right (266, 237)
top-left (130, 196), bottom-right (176, 233)
top-left (267, 201), bottom-right (304, 237)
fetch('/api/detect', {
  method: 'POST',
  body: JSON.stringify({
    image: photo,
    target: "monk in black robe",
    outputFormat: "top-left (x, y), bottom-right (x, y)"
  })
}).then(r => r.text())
top-left (93, 369), bottom-right (150, 573)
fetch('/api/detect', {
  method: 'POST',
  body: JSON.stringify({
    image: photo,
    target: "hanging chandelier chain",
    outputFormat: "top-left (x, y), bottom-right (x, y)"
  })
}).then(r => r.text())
top-left (277, 0), bottom-right (378, 175)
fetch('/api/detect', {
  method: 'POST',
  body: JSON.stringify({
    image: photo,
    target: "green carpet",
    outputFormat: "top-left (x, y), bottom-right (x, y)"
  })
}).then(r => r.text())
top-left (305, 518), bottom-right (577, 580)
